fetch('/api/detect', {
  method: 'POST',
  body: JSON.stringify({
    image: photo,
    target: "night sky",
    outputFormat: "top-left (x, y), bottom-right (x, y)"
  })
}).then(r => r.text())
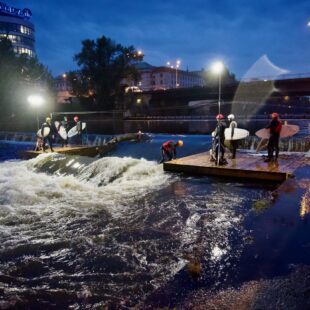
top-left (12, 0), bottom-right (310, 78)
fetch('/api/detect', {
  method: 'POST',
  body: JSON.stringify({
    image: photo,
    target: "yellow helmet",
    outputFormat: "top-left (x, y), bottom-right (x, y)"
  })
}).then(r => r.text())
top-left (177, 140), bottom-right (184, 147)
top-left (46, 117), bottom-right (51, 122)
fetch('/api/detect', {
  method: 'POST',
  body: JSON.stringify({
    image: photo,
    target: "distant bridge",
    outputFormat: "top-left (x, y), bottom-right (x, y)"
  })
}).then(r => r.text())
top-left (242, 75), bottom-right (310, 97)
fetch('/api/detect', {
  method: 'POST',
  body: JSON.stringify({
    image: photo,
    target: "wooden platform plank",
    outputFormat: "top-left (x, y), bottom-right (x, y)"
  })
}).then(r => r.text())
top-left (163, 152), bottom-right (308, 182)
top-left (21, 143), bottom-right (116, 159)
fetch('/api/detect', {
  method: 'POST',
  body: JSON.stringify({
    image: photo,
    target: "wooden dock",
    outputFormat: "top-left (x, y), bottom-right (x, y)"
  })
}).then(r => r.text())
top-left (20, 132), bottom-right (145, 159)
top-left (164, 152), bottom-right (309, 182)
top-left (21, 143), bottom-right (116, 159)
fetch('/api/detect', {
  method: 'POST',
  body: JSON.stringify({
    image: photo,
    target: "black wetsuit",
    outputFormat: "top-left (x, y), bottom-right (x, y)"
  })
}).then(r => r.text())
top-left (266, 118), bottom-right (282, 160)
top-left (229, 120), bottom-right (238, 159)
top-left (41, 122), bottom-right (56, 152)
top-left (75, 121), bottom-right (83, 145)
top-left (60, 119), bottom-right (69, 146)
top-left (214, 120), bottom-right (227, 163)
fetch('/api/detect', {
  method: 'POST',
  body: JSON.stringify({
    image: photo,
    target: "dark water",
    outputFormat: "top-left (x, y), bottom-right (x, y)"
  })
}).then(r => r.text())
top-left (0, 136), bottom-right (309, 309)
top-left (83, 118), bottom-right (310, 135)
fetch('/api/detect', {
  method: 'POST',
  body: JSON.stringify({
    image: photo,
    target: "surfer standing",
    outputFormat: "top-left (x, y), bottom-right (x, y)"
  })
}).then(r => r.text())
top-left (159, 140), bottom-right (183, 163)
top-left (265, 112), bottom-right (282, 162)
top-left (74, 116), bottom-right (83, 145)
top-left (41, 117), bottom-right (55, 152)
top-left (214, 114), bottom-right (227, 165)
top-left (227, 114), bottom-right (238, 159)
top-left (60, 116), bottom-right (69, 147)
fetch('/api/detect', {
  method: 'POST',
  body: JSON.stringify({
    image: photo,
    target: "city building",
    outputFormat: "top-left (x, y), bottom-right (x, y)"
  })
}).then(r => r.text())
top-left (0, 2), bottom-right (35, 57)
top-left (127, 62), bottom-right (205, 91)
top-left (56, 62), bottom-right (206, 104)
top-left (55, 74), bottom-right (74, 104)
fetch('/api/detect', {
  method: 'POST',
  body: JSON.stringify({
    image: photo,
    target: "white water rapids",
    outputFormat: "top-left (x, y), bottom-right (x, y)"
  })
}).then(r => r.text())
top-left (0, 153), bottom-right (263, 308)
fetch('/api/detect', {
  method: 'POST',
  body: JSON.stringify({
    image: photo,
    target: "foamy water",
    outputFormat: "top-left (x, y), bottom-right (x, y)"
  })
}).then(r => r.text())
top-left (1, 143), bottom-right (308, 309)
top-left (0, 153), bottom-right (257, 308)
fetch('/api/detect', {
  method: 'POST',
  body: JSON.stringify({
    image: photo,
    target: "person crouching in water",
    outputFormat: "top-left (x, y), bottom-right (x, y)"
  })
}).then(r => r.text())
top-left (227, 114), bottom-right (238, 159)
top-left (41, 117), bottom-right (55, 152)
top-left (265, 112), bottom-right (282, 162)
top-left (214, 114), bottom-right (227, 165)
top-left (159, 140), bottom-right (183, 163)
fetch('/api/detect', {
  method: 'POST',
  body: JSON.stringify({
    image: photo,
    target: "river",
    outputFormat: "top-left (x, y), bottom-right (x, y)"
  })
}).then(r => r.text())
top-left (0, 134), bottom-right (309, 309)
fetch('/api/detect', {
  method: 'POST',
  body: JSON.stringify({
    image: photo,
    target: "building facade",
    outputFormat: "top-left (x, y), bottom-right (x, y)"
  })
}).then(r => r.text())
top-left (0, 2), bottom-right (35, 57)
top-left (55, 75), bottom-right (74, 104)
top-left (129, 62), bottom-right (205, 91)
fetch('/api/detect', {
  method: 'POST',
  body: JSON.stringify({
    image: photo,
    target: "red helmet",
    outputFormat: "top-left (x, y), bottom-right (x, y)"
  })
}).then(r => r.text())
top-left (74, 116), bottom-right (79, 121)
top-left (271, 112), bottom-right (279, 119)
top-left (216, 114), bottom-right (224, 120)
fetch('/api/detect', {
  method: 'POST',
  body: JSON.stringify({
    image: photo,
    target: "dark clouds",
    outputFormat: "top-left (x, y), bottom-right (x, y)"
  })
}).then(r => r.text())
top-left (12, 0), bottom-right (310, 77)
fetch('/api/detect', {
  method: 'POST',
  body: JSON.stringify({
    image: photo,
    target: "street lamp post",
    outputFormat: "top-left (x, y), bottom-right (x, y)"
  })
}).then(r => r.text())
top-left (27, 95), bottom-right (45, 130)
top-left (167, 59), bottom-right (181, 88)
top-left (211, 61), bottom-right (224, 114)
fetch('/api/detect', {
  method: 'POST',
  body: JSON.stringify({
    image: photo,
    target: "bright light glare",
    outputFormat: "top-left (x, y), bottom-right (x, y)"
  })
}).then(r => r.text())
top-left (27, 95), bottom-right (44, 107)
top-left (308, 21), bottom-right (310, 27)
top-left (211, 61), bottom-right (224, 74)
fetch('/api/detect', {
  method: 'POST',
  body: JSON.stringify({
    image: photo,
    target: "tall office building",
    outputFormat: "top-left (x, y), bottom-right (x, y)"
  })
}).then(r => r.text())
top-left (0, 2), bottom-right (34, 57)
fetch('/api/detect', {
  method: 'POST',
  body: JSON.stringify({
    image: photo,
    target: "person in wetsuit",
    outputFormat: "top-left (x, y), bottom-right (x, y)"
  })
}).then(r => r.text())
top-left (73, 115), bottom-right (83, 145)
top-left (214, 114), bottom-right (227, 165)
top-left (227, 114), bottom-right (238, 159)
top-left (265, 112), bottom-right (282, 162)
top-left (159, 140), bottom-right (183, 163)
top-left (41, 117), bottom-right (56, 152)
top-left (59, 116), bottom-right (69, 147)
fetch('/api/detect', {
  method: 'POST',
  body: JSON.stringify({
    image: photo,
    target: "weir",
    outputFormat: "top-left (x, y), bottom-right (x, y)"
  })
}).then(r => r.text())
top-left (1, 131), bottom-right (309, 152)
top-left (0, 131), bottom-right (113, 146)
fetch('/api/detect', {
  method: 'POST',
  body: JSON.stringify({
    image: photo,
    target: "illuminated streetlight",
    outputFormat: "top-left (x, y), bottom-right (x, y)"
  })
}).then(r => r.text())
top-left (28, 94), bottom-right (45, 130)
top-left (167, 59), bottom-right (181, 88)
top-left (307, 21), bottom-right (310, 27)
top-left (62, 73), bottom-right (67, 78)
top-left (211, 61), bottom-right (224, 114)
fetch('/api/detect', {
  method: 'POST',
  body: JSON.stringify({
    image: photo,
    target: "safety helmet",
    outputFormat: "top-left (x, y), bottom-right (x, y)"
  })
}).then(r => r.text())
top-left (227, 114), bottom-right (235, 120)
top-left (74, 116), bottom-right (79, 121)
top-left (46, 117), bottom-right (51, 122)
top-left (177, 140), bottom-right (184, 147)
top-left (216, 114), bottom-right (224, 120)
top-left (271, 112), bottom-right (279, 119)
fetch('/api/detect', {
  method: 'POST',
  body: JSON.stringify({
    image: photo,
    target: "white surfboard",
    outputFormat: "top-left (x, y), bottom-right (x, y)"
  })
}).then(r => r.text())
top-left (36, 127), bottom-right (50, 138)
top-left (55, 121), bottom-right (68, 140)
top-left (225, 128), bottom-right (249, 141)
top-left (256, 124), bottom-right (299, 139)
top-left (256, 138), bottom-right (269, 152)
top-left (68, 122), bottom-right (86, 138)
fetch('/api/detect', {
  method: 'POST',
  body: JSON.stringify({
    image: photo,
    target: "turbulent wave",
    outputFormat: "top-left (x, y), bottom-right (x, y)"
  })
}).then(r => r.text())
top-left (0, 154), bottom-right (170, 212)
top-left (0, 153), bottom-right (268, 308)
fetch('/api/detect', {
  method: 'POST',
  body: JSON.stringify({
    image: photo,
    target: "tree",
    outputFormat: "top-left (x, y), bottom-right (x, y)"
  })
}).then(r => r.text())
top-left (0, 38), bottom-right (19, 117)
top-left (69, 35), bottom-right (143, 109)
top-left (0, 37), bottom-right (54, 123)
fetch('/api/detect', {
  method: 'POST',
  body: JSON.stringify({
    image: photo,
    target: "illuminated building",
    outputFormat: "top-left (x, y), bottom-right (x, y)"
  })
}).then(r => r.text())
top-left (129, 62), bottom-right (205, 91)
top-left (0, 2), bottom-right (35, 57)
